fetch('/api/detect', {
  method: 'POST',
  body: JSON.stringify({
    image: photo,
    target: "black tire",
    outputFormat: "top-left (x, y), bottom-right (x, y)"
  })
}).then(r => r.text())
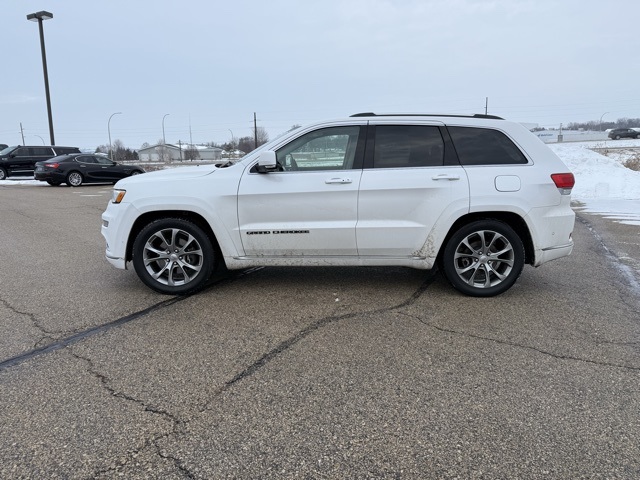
top-left (132, 218), bottom-right (216, 295)
top-left (615, 135), bottom-right (621, 140)
top-left (130, 170), bottom-right (143, 176)
top-left (0, 167), bottom-right (7, 181)
top-left (46, 180), bottom-right (61, 186)
top-left (441, 220), bottom-right (524, 297)
top-left (66, 171), bottom-right (83, 187)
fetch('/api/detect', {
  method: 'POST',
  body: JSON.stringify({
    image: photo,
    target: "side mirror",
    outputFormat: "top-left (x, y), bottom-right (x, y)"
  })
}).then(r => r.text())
top-left (256, 150), bottom-right (277, 173)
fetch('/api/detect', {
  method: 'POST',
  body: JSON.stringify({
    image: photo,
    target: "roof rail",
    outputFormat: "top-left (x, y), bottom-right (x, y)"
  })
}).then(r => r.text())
top-left (350, 112), bottom-right (504, 120)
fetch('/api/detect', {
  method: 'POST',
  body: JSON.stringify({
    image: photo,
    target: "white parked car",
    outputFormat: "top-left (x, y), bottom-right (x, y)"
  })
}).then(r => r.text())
top-left (101, 113), bottom-right (575, 297)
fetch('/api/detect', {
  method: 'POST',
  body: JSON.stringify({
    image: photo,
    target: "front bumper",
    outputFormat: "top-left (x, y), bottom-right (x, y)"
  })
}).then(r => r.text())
top-left (101, 201), bottom-right (140, 270)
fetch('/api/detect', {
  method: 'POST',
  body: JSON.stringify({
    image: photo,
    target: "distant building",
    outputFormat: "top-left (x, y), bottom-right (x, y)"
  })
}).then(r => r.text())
top-left (137, 143), bottom-right (223, 162)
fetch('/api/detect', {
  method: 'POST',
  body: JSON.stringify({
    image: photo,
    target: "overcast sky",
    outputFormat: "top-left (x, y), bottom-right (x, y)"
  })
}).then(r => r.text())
top-left (2, 0), bottom-right (640, 150)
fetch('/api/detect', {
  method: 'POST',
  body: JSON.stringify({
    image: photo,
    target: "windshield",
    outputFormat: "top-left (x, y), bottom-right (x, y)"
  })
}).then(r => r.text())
top-left (0, 146), bottom-right (18, 155)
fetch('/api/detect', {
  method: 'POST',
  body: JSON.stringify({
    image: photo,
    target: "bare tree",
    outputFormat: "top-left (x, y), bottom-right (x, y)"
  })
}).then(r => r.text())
top-left (184, 145), bottom-right (200, 161)
top-left (256, 126), bottom-right (269, 146)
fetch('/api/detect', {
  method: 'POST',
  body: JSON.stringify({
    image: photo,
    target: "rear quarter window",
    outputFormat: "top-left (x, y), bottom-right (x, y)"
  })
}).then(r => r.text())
top-left (448, 126), bottom-right (528, 165)
top-left (55, 147), bottom-right (81, 155)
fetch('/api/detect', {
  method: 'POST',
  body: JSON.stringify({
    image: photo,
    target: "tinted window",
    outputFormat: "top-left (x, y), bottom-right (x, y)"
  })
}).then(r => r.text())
top-left (76, 156), bottom-right (97, 164)
top-left (448, 127), bottom-right (528, 165)
top-left (32, 147), bottom-right (54, 156)
top-left (13, 148), bottom-right (29, 156)
top-left (95, 156), bottom-right (113, 165)
top-left (55, 147), bottom-right (80, 154)
top-left (276, 126), bottom-right (361, 171)
top-left (373, 125), bottom-right (444, 168)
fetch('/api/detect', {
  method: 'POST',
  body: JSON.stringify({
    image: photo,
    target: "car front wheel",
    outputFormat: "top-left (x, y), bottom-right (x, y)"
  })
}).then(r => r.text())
top-left (132, 218), bottom-right (216, 295)
top-left (66, 171), bottom-right (83, 187)
top-left (441, 220), bottom-right (524, 297)
top-left (0, 167), bottom-right (7, 180)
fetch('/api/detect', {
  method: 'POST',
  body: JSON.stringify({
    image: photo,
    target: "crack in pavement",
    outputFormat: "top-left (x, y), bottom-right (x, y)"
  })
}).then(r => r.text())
top-left (200, 272), bottom-right (438, 412)
top-left (0, 296), bottom-right (185, 371)
top-left (0, 297), bottom-right (57, 337)
top-left (399, 311), bottom-right (640, 372)
top-left (70, 350), bottom-right (197, 480)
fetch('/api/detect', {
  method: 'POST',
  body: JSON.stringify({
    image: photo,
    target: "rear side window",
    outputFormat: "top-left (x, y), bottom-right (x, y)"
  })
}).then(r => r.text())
top-left (32, 147), bottom-right (54, 156)
top-left (373, 125), bottom-right (444, 168)
top-left (448, 127), bottom-right (528, 165)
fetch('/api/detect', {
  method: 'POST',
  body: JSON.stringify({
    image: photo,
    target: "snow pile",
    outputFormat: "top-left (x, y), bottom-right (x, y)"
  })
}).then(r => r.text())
top-left (549, 143), bottom-right (640, 200)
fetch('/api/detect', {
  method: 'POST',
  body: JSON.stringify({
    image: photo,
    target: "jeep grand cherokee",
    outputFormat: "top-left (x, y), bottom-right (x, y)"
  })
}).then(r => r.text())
top-left (101, 113), bottom-right (575, 297)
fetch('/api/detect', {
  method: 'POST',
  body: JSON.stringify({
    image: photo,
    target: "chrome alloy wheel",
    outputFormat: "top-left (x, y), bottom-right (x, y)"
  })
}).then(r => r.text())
top-left (142, 227), bottom-right (204, 287)
top-left (67, 171), bottom-right (83, 186)
top-left (453, 230), bottom-right (515, 288)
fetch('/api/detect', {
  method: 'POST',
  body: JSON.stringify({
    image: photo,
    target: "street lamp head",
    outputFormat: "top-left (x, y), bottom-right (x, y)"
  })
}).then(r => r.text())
top-left (27, 11), bottom-right (53, 22)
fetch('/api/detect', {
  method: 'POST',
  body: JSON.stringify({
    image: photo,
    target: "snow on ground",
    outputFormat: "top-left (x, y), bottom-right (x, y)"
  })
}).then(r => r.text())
top-left (1, 140), bottom-right (639, 225)
top-left (548, 140), bottom-right (640, 226)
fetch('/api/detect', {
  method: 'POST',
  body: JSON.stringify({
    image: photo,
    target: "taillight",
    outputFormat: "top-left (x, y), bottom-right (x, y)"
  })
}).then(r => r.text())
top-left (551, 173), bottom-right (575, 195)
top-left (46, 163), bottom-right (60, 169)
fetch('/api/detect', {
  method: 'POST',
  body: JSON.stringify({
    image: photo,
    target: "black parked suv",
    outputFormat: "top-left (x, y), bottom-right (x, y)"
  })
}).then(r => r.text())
top-left (0, 145), bottom-right (81, 180)
top-left (608, 128), bottom-right (639, 140)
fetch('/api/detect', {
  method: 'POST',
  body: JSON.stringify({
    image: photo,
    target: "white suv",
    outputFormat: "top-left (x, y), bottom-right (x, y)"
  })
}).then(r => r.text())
top-left (101, 113), bottom-right (575, 297)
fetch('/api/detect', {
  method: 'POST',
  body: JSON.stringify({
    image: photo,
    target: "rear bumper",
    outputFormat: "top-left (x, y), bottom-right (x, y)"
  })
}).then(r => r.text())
top-left (34, 171), bottom-right (64, 182)
top-left (526, 199), bottom-right (575, 267)
top-left (537, 241), bottom-right (574, 264)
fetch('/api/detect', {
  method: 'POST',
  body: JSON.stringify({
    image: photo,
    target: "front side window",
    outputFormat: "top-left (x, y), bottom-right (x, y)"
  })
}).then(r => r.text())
top-left (373, 125), bottom-right (444, 168)
top-left (276, 126), bottom-right (361, 171)
top-left (76, 156), bottom-right (96, 164)
top-left (95, 156), bottom-right (113, 165)
top-left (448, 127), bottom-right (528, 165)
top-left (13, 148), bottom-right (29, 156)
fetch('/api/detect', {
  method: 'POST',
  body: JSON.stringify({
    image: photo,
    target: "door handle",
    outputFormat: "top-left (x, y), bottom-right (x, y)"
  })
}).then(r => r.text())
top-left (432, 174), bottom-right (460, 181)
top-left (325, 177), bottom-right (352, 184)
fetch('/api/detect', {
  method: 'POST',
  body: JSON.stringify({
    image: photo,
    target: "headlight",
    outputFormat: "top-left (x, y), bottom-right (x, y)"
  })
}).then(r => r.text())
top-left (112, 189), bottom-right (126, 204)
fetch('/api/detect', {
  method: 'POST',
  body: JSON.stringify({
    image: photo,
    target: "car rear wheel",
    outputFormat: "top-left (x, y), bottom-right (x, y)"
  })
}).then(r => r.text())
top-left (615, 135), bottom-right (621, 140)
top-left (441, 220), bottom-right (524, 297)
top-left (132, 218), bottom-right (216, 295)
top-left (0, 167), bottom-right (7, 180)
top-left (66, 171), bottom-right (83, 187)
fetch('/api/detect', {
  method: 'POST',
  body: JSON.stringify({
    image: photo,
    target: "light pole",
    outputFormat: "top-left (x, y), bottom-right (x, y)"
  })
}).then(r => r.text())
top-left (599, 112), bottom-right (609, 132)
top-left (108, 112), bottom-right (122, 161)
top-left (27, 11), bottom-right (55, 145)
top-left (162, 114), bottom-right (170, 145)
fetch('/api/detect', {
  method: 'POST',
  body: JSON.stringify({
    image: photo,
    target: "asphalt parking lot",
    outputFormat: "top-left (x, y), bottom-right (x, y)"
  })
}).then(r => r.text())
top-left (1, 183), bottom-right (639, 479)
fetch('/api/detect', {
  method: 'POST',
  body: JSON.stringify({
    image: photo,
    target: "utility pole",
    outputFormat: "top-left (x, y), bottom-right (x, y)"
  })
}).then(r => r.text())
top-left (20, 123), bottom-right (26, 145)
top-left (485, 97), bottom-right (488, 115)
top-left (254, 112), bottom-right (258, 150)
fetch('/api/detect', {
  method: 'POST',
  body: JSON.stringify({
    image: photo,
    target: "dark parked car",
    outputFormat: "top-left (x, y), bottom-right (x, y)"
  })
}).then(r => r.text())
top-left (0, 144), bottom-right (8, 151)
top-left (35, 154), bottom-right (145, 186)
top-left (0, 145), bottom-right (81, 180)
top-left (608, 128), bottom-right (639, 140)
